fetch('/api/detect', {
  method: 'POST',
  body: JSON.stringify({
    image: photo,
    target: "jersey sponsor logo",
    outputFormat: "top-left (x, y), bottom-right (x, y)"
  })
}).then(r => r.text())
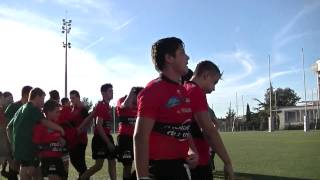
top-left (49, 165), bottom-right (57, 171)
top-left (166, 96), bottom-right (181, 108)
top-left (153, 119), bottom-right (192, 140)
top-left (181, 108), bottom-right (191, 113)
top-left (97, 151), bottom-right (106, 155)
top-left (122, 150), bottom-right (132, 159)
top-left (185, 98), bottom-right (191, 103)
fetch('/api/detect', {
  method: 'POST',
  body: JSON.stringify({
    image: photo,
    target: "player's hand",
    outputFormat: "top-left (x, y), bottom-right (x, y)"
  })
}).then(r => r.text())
top-left (224, 163), bottom-right (234, 180)
top-left (107, 142), bottom-right (115, 152)
top-left (58, 138), bottom-right (66, 146)
top-left (59, 128), bottom-right (65, 136)
top-left (76, 127), bottom-right (82, 134)
top-left (186, 151), bottom-right (199, 169)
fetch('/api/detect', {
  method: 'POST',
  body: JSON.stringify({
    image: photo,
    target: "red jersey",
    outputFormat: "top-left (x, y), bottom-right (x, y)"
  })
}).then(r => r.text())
top-left (32, 123), bottom-right (64, 158)
top-left (116, 96), bottom-right (137, 136)
top-left (55, 106), bottom-right (78, 150)
top-left (93, 101), bottom-right (112, 135)
top-left (137, 75), bottom-right (192, 160)
top-left (184, 81), bottom-right (210, 166)
top-left (69, 106), bottom-right (89, 145)
top-left (57, 106), bottom-right (72, 125)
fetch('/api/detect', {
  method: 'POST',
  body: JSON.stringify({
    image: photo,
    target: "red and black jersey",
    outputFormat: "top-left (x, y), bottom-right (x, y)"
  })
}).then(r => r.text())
top-left (116, 96), bottom-right (137, 136)
top-left (55, 106), bottom-right (78, 150)
top-left (184, 81), bottom-right (210, 166)
top-left (32, 123), bottom-right (64, 158)
top-left (137, 75), bottom-right (192, 160)
top-left (69, 105), bottom-right (89, 145)
top-left (93, 101), bottom-right (112, 135)
top-left (57, 106), bottom-right (72, 126)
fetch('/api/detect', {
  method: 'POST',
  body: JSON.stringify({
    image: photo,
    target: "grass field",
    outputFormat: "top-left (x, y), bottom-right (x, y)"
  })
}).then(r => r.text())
top-left (68, 130), bottom-right (320, 180)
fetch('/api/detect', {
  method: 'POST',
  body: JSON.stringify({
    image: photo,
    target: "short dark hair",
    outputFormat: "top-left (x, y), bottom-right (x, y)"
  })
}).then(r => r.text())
top-left (22, 86), bottom-right (32, 97)
top-left (43, 100), bottom-right (59, 114)
top-left (49, 90), bottom-right (60, 101)
top-left (133, 87), bottom-right (144, 95)
top-left (3, 91), bottom-right (12, 98)
top-left (29, 88), bottom-right (46, 100)
top-left (101, 83), bottom-right (113, 92)
top-left (151, 37), bottom-right (184, 71)
top-left (0, 91), bottom-right (2, 97)
top-left (70, 90), bottom-right (80, 98)
top-left (61, 97), bottom-right (69, 105)
top-left (194, 60), bottom-right (222, 78)
top-left (181, 68), bottom-right (193, 84)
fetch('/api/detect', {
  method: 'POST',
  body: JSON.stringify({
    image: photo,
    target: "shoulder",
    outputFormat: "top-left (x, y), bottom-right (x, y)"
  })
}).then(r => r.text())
top-left (139, 78), bottom-right (164, 97)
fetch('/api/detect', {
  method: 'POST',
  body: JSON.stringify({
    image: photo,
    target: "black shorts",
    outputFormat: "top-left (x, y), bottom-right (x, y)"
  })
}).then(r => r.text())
top-left (40, 158), bottom-right (67, 178)
top-left (117, 134), bottom-right (134, 165)
top-left (191, 164), bottom-right (213, 180)
top-left (92, 134), bottom-right (117, 160)
top-left (149, 159), bottom-right (191, 180)
top-left (20, 158), bottom-right (40, 167)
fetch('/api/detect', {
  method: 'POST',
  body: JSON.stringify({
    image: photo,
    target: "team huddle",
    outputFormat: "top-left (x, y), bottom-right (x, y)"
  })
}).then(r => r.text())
top-left (0, 37), bottom-right (234, 180)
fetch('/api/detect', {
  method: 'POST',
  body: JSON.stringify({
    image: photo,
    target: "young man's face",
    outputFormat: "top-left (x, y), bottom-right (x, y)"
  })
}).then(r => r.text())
top-left (203, 72), bottom-right (220, 94)
top-left (70, 94), bottom-right (80, 106)
top-left (63, 101), bottom-right (71, 107)
top-left (171, 47), bottom-right (189, 76)
top-left (46, 107), bottom-right (60, 122)
top-left (34, 95), bottom-right (45, 109)
top-left (4, 95), bottom-right (13, 106)
top-left (102, 88), bottom-right (113, 102)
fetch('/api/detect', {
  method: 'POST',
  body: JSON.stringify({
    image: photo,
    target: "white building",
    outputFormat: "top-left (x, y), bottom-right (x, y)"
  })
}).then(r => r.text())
top-left (277, 102), bottom-right (319, 130)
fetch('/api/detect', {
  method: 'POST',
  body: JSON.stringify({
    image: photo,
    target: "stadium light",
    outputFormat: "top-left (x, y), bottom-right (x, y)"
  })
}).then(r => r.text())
top-left (61, 17), bottom-right (72, 98)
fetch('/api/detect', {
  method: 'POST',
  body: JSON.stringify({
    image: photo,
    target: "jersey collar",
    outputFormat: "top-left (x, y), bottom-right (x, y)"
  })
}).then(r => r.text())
top-left (160, 74), bottom-right (181, 85)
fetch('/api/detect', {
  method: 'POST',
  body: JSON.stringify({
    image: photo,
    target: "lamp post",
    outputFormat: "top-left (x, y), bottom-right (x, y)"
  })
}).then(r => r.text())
top-left (62, 18), bottom-right (72, 98)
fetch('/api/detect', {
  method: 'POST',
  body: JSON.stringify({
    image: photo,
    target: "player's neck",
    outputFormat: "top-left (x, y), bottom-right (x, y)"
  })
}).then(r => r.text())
top-left (161, 68), bottom-right (181, 84)
top-left (21, 97), bottom-right (28, 104)
top-left (103, 98), bottom-right (110, 104)
top-left (29, 100), bottom-right (40, 109)
top-left (191, 77), bottom-right (205, 90)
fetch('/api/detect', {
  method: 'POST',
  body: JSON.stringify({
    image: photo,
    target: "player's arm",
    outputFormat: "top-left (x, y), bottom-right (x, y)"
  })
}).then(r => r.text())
top-left (121, 87), bottom-right (136, 108)
top-left (77, 111), bottom-right (95, 132)
top-left (134, 116), bottom-right (155, 178)
top-left (6, 118), bottom-right (13, 144)
top-left (41, 119), bottom-right (65, 136)
top-left (187, 136), bottom-right (199, 168)
top-left (96, 117), bottom-right (114, 151)
top-left (194, 111), bottom-right (234, 179)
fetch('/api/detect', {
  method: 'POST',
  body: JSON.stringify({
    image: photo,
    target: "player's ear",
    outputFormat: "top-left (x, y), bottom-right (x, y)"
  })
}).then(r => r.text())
top-left (203, 71), bottom-right (210, 80)
top-left (165, 53), bottom-right (174, 64)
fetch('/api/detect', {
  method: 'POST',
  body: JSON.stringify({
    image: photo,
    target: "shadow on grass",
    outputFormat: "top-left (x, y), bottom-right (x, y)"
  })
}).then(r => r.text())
top-left (213, 171), bottom-right (314, 180)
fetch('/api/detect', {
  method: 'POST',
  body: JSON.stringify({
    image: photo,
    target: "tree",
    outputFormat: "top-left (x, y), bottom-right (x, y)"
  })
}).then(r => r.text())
top-left (254, 87), bottom-right (301, 130)
top-left (82, 97), bottom-right (93, 111)
top-left (246, 103), bottom-right (252, 129)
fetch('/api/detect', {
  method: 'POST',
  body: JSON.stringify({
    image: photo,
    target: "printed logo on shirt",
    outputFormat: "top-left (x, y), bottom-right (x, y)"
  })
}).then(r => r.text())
top-left (166, 96), bottom-right (181, 108)
top-left (49, 165), bottom-right (57, 171)
top-left (181, 108), bottom-right (192, 113)
top-left (185, 98), bottom-right (191, 103)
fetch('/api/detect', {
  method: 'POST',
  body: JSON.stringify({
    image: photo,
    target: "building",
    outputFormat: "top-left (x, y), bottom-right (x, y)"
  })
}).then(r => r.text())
top-left (277, 101), bottom-right (319, 130)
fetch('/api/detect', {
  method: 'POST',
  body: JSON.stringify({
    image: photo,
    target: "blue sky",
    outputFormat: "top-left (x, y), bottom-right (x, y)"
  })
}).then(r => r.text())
top-left (0, 0), bottom-right (319, 117)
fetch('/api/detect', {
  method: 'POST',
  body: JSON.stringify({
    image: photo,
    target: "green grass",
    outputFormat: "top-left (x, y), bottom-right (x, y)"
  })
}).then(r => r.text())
top-left (68, 130), bottom-right (320, 179)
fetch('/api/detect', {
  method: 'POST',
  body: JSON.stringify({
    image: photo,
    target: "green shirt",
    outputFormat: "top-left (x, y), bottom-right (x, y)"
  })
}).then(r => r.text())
top-left (5, 101), bottom-right (23, 124)
top-left (12, 102), bottom-right (43, 161)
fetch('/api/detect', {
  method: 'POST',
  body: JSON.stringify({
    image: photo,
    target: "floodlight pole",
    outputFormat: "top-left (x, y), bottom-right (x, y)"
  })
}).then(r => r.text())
top-left (62, 17), bottom-right (72, 98)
